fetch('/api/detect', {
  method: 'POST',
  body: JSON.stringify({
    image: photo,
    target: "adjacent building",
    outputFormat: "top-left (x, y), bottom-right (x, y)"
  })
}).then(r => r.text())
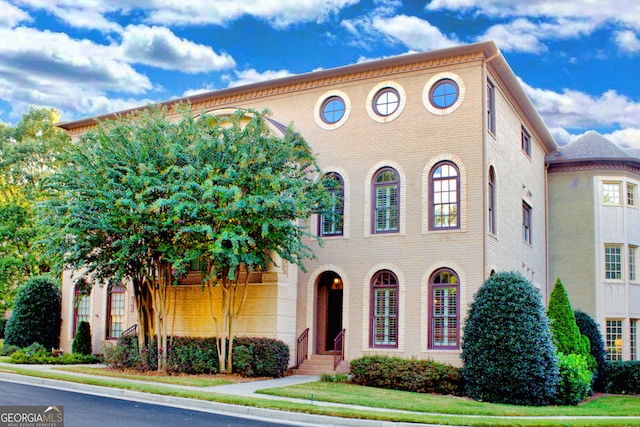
top-left (57, 40), bottom-right (635, 367)
top-left (548, 131), bottom-right (640, 361)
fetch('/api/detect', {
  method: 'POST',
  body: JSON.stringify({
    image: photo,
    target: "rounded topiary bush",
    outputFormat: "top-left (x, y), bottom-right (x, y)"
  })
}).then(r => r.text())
top-left (72, 321), bottom-right (92, 355)
top-left (556, 353), bottom-right (593, 405)
top-left (4, 276), bottom-right (61, 349)
top-left (461, 271), bottom-right (560, 406)
top-left (574, 309), bottom-right (608, 392)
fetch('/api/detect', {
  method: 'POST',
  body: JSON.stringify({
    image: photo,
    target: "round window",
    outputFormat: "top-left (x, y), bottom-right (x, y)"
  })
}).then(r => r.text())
top-left (430, 79), bottom-right (459, 109)
top-left (321, 96), bottom-right (346, 124)
top-left (373, 88), bottom-right (400, 117)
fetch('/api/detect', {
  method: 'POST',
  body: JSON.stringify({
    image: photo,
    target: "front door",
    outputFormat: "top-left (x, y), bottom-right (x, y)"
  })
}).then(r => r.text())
top-left (316, 272), bottom-right (343, 353)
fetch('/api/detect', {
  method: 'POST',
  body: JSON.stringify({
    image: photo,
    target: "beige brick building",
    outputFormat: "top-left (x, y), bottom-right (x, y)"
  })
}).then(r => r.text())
top-left (58, 40), bottom-right (558, 368)
top-left (548, 131), bottom-right (640, 362)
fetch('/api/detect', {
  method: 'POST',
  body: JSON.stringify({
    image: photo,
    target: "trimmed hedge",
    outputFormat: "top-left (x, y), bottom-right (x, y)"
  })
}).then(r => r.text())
top-left (574, 309), bottom-right (608, 392)
top-left (606, 361), bottom-right (640, 394)
top-left (104, 335), bottom-right (290, 377)
top-left (461, 271), bottom-right (559, 406)
top-left (4, 276), bottom-right (61, 349)
top-left (8, 343), bottom-right (98, 364)
top-left (349, 355), bottom-right (462, 396)
top-left (555, 353), bottom-right (593, 405)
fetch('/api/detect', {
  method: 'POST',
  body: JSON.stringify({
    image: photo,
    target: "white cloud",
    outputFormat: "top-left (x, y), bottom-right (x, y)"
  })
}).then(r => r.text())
top-left (371, 15), bottom-right (460, 51)
top-left (225, 68), bottom-right (295, 88)
top-left (478, 18), bottom-right (597, 53)
top-left (0, 0), bottom-right (31, 28)
top-left (182, 85), bottom-right (216, 98)
top-left (519, 79), bottom-right (640, 131)
top-left (119, 25), bottom-right (235, 73)
top-left (0, 26), bottom-right (154, 119)
top-left (143, 0), bottom-right (359, 29)
top-left (615, 30), bottom-right (640, 53)
top-left (603, 128), bottom-right (640, 149)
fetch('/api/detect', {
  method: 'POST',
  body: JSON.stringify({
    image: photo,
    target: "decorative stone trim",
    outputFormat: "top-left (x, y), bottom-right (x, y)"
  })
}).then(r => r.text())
top-left (420, 261), bottom-right (467, 353)
top-left (361, 263), bottom-right (405, 353)
top-left (365, 80), bottom-right (406, 123)
top-left (422, 72), bottom-right (466, 116)
top-left (422, 154), bottom-right (468, 234)
top-left (306, 264), bottom-right (351, 359)
top-left (319, 166), bottom-right (351, 239)
top-left (313, 90), bottom-right (351, 130)
top-left (364, 160), bottom-right (407, 238)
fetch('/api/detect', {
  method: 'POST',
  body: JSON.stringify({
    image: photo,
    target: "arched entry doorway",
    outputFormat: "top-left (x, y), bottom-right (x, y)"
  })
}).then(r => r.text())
top-left (315, 271), bottom-right (343, 354)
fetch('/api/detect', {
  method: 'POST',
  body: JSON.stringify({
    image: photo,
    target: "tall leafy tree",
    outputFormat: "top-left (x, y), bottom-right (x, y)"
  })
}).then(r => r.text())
top-left (0, 107), bottom-right (70, 313)
top-left (41, 106), bottom-right (331, 372)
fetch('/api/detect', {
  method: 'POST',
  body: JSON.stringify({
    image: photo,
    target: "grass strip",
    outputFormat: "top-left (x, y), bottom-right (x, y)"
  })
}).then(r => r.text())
top-left (53, 366), bottom-right (233, 387)
top-left (257, 382), bottom-right (640, 417)
top-left (0, 366), bottom-right (638, 427)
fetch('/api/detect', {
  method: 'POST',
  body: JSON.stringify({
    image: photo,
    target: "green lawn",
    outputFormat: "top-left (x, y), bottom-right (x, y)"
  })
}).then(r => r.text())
top-left (0, 365), bottom-right (638, 427)
top-left (54, 366), bottom-right (233, 387)
top-left (258, 381), bottom-right (640, 417)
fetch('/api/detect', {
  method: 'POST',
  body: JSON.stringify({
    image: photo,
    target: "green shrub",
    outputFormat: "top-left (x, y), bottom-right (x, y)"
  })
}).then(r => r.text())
top-left (0, 344), bottom-right (20, 356)
top-left (72, 321), bottom-right (92, 355)
top-left (574, 309), bottom-right (608, 392)
top-left (606, 361), bottom-right (640, 394)
top-left (106, 335), bottom-right (289, 377)
top-left (555, 353), bottom-right (593, 405)
top-left (9, 343), bottom-right (98, 364)
top-left (461, 271), bottom-right (559, 406)
top-left (103, 334), bottom-right (142, 370)
top-left (0, 318), bottom-right (6, 339)
top-left (235, 337), bottom-right (290, 378)
top-left (320, 372), bottom-right (349, 383)
top-left (349, 355), bottom-right (462, 396)
top-left (547, 279), bottom-right (596, 376)
top-left (4, 276), bottom-right (61, 349)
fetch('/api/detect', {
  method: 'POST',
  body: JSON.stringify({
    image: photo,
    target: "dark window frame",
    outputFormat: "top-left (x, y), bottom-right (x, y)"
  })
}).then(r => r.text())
top-left (318, 173), bottom-right (344, 237)
top-left (320, 96), bottom-right (346, 124)
top-left (372, 167), bottom-right (400, 234)
top-left (523, 201), bottom-right (532, 245)
top-left (487, 79), bottom-right (496, 134)
top-left (428, 268), bottom-right (460, 350)
top-left (73, 287), bottom-right (90, 337)
top-left (488, 167), bottom-right (496, 234)
top-left (369, 270), bottom-right (399, 348)
top-left (521, 126), bottom-right (531, 157)
top-left (373, 87), bottom-right (400, 117)
top-left (106, 285), bottom-right (125, 340)
top-left (429, 161), bottom-right (460, 231)
top-left (429, 79), bottom-right (459, 109)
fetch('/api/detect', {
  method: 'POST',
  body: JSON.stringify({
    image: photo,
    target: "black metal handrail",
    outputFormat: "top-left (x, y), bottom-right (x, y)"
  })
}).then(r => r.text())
top-left (333, 329), bottom-right (345, 370)
top-left (296, 328), bottom-right (309, 368)
top-left (122, 324), bottom-right (138, 337)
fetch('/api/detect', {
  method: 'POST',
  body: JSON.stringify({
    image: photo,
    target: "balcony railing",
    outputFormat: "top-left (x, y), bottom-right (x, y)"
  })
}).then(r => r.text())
top-left (296, 328), bottom-right (309, 368)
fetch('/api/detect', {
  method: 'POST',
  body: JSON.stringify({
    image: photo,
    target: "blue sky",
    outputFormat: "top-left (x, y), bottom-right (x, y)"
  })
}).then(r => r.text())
top-left (1, 0), bottom-right (639, 146)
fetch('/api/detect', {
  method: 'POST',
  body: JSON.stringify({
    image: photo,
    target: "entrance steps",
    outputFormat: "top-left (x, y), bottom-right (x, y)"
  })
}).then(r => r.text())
top-left (293, 354), bottom-right (347, 375)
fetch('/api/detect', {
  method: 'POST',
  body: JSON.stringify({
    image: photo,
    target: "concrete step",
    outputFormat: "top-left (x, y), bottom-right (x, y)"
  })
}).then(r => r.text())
top-left (293, 355), bottom-right (337, 375)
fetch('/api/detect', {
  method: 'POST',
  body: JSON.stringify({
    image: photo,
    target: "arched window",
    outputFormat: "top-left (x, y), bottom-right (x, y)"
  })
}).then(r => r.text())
top-left (106, 285), bottom-right (125, 339)
top-left (73, 286), bottom-right (90, 337)
top-left (430, 162), bottom-right (459, 230)
top-left (488, 167), bottom-right (496, 234)
top-left (372, 168), bottom-right (399, 233)
top-left (370, 270), bottom-right (398, 348)
top-left (319, 173), bottom-right (344, 236)
top-left (429, 269), bottom-right (459, 349)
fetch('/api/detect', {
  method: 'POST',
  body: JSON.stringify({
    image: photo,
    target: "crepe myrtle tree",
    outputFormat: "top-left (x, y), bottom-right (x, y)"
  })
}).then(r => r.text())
top-left (40, 105), bottom-right (333, 372)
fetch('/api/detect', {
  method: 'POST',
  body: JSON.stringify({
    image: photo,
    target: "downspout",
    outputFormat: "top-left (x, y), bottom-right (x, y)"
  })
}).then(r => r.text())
top-left (544, 162), bottom-right (550, 304)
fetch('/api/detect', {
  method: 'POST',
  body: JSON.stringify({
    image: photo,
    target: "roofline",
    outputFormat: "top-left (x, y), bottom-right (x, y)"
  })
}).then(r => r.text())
top-left (56, 40), bottom-right (556, 152)
top-left (486, 52), bottom-right (556, 152)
